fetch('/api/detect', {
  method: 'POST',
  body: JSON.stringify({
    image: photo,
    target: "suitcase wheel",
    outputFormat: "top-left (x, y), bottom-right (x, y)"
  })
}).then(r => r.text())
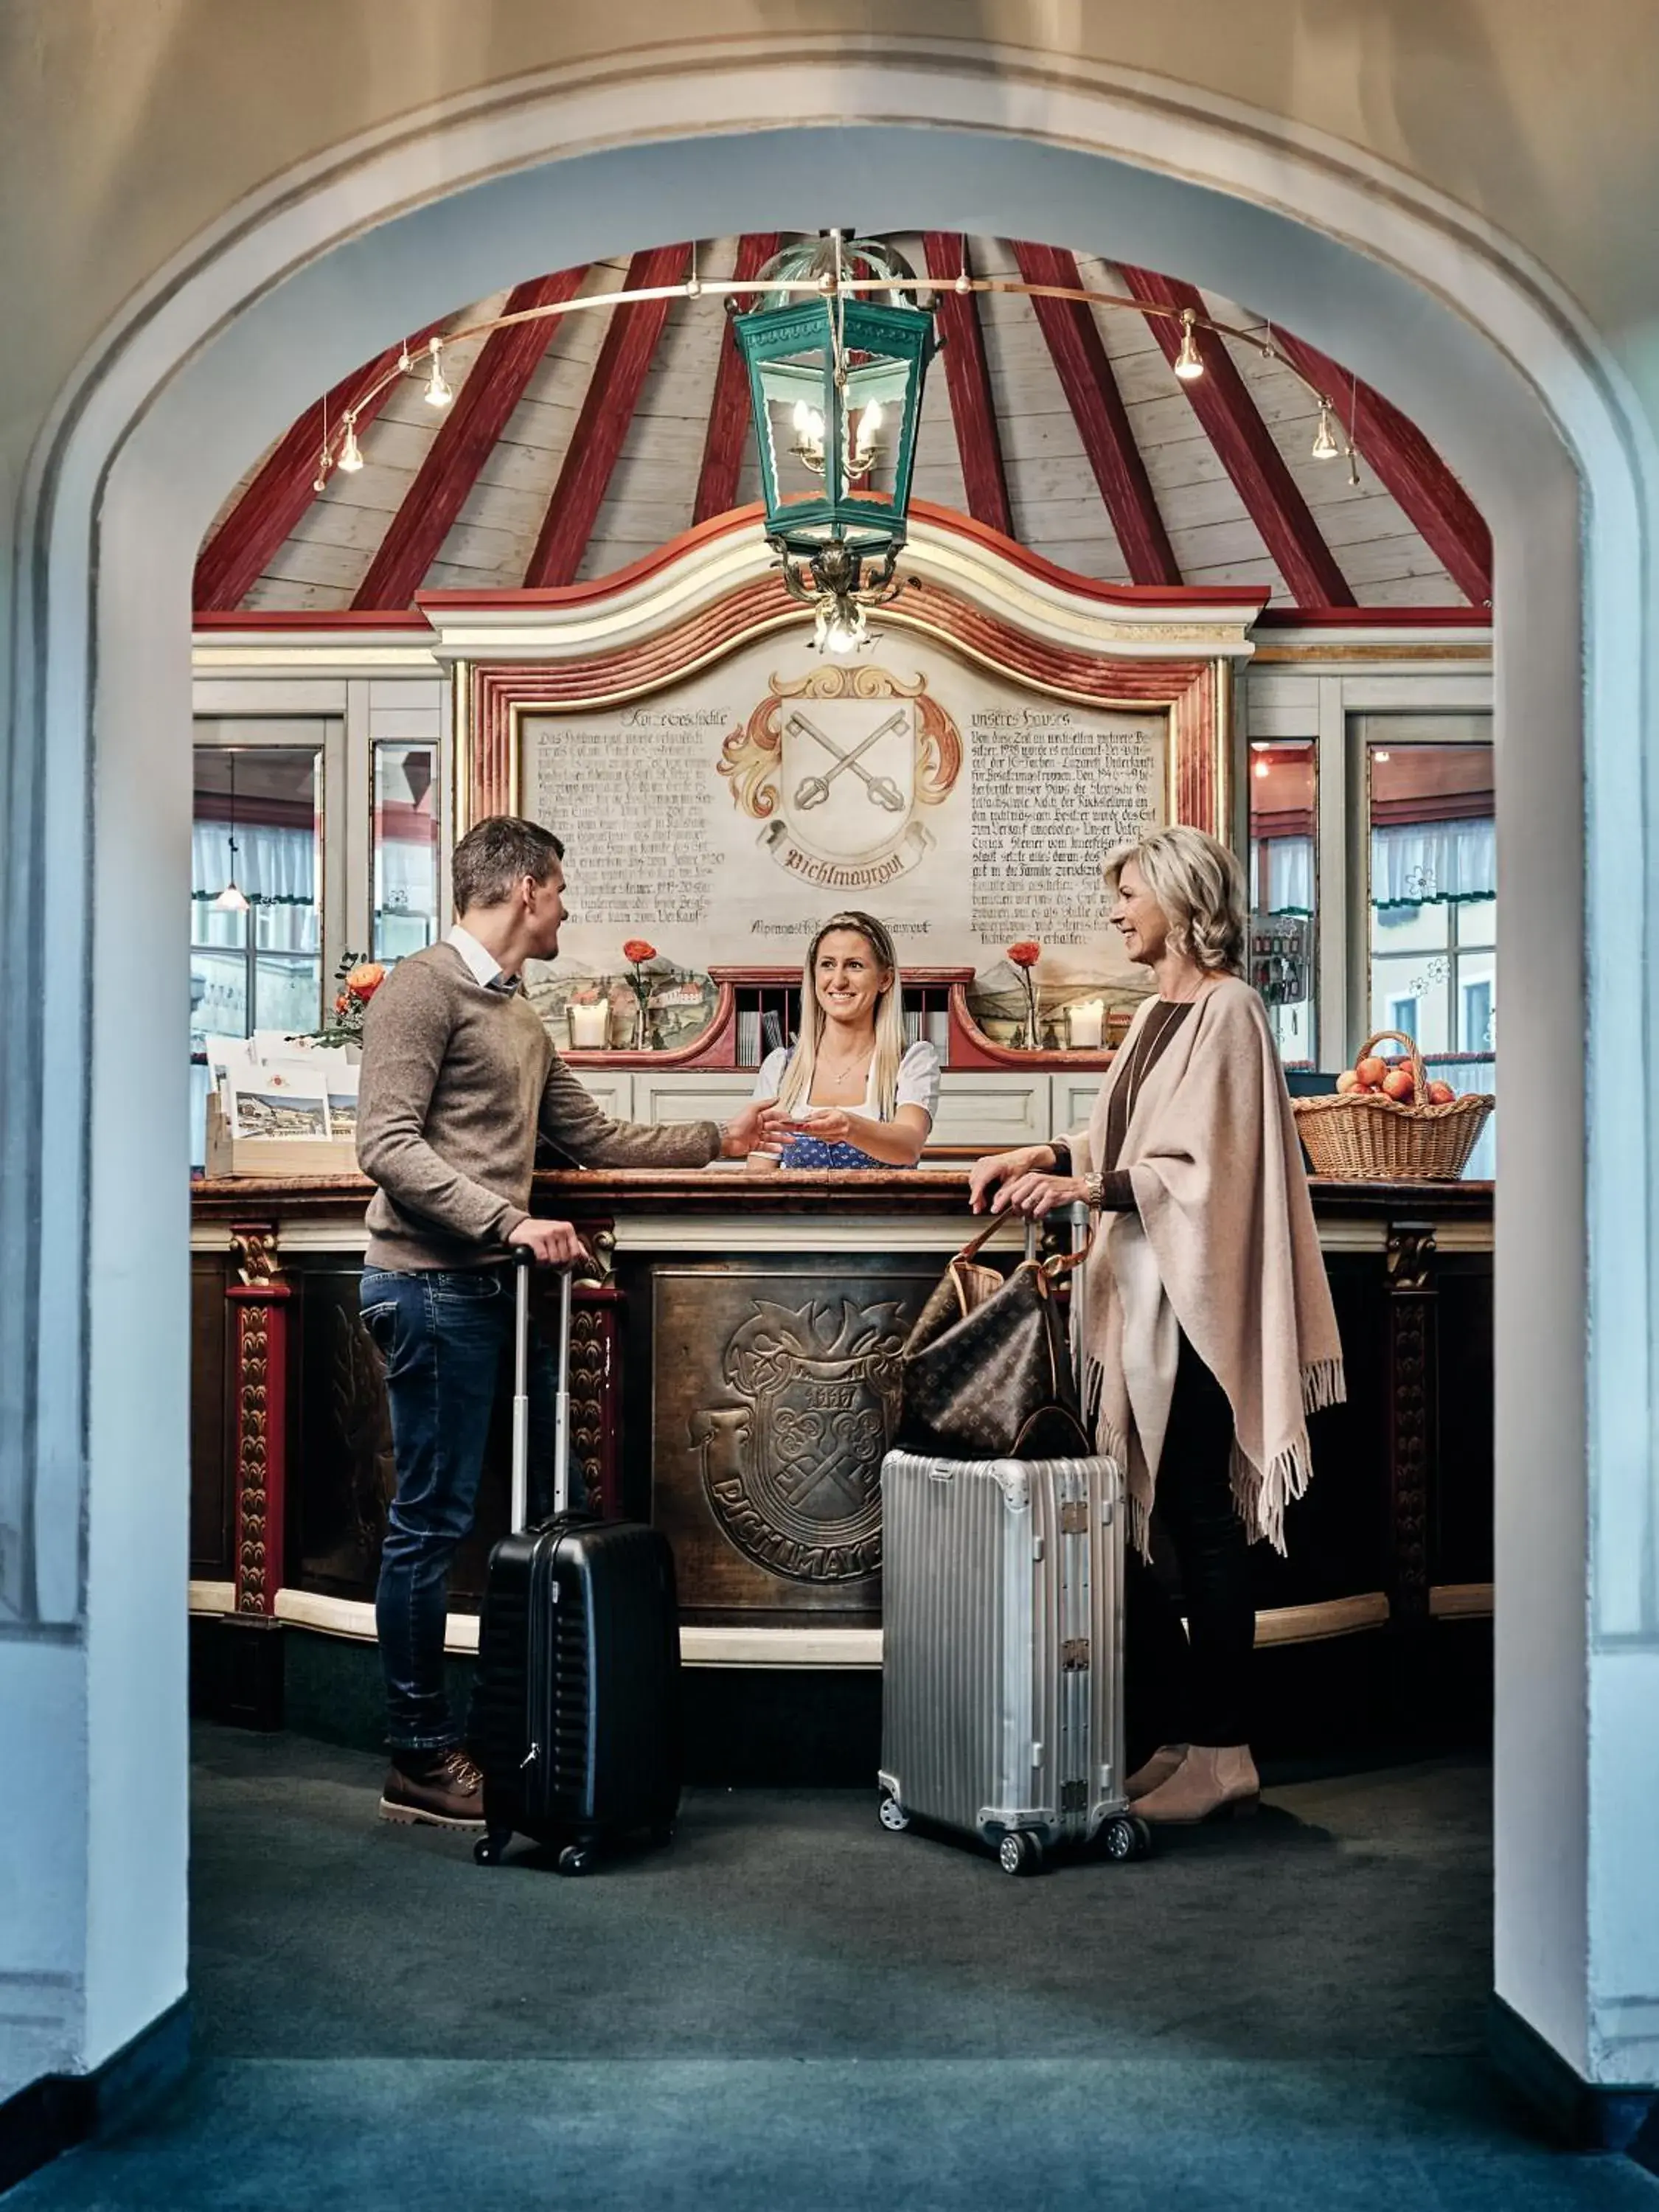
top-left (998, 1830), bottom-right (1043, 1877)
top-left (878, 1795), bottom-right (911, 1834)
top-left (557, 1843), bottom-right (594, 1877)
top-left (1102, 1815), bottom-right (1152, 1863)
top-left (474, 1831), bottom-right (512, 1867)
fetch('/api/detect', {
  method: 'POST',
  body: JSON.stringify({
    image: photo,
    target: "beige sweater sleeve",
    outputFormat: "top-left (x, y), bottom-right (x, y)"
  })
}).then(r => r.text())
top-left (535, 1051), bottom-right (723, 1168)
top-left (355, 982), bottom-right (529, 1245)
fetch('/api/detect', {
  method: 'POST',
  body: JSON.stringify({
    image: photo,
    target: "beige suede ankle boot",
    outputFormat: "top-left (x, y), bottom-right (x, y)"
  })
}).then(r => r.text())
top-left (1130, 1743), bottom-right (1260, 1825)
top-left (1126, 1744), bottom-right (1189, 1800)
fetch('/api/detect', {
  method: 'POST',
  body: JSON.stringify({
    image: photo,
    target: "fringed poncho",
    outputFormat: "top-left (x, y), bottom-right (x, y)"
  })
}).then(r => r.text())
top-left (1077, 976), bottom-right (1345, 1557)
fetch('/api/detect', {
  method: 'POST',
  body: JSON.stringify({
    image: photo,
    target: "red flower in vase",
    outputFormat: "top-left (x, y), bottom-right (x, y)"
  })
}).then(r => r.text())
top-left (1006, 942), bottom-right (1042, 1050)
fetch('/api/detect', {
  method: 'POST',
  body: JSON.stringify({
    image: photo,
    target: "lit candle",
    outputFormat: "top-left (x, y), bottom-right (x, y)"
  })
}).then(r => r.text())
top-left (568, 1001), bottom-right (609, 1051)
top-left (1067, 998), bottom-right (1105, 1050)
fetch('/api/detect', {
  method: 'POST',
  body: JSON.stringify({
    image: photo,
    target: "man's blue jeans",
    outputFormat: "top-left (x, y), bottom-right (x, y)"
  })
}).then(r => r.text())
top-left (361, 1264), bottom-right (554, 1752)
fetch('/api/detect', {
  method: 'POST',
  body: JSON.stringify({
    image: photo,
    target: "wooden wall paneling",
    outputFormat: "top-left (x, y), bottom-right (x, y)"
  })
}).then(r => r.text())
top-left (1115, 265), bottom-right (1357, 610)
top-left (524, 243), bottom-right (694, 588)
top-left (194, 327), bottom-right (443, 611)
top-left (1011, 241), bottom-right (1181, 586)
top-left (693, 234), bottom-right (782, 526)
top-left (351, 268), bottom-right (589, 610)
top-left (922, 234), bottom-right (1015, 538)
top-left (1270, 330), bottom-right (1492, 607)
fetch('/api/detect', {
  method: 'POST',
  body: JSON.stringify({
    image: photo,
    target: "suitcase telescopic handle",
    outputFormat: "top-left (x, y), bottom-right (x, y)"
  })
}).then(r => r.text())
top-left (509, 1245), bottom-right (576, 1531)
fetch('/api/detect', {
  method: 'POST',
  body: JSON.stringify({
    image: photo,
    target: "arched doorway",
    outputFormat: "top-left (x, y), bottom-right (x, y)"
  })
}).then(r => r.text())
top-left (6, 38), bottom-right (1652, 2110)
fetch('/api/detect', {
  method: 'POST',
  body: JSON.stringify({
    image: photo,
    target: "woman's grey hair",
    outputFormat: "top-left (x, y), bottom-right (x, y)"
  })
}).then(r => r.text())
top-left (1104, 824), bottom-right (1248, 975)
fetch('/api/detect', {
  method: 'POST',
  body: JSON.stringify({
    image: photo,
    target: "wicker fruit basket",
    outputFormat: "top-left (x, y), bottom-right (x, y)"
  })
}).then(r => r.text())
top-left (1293, 1029), bottom-right (1494, 1182)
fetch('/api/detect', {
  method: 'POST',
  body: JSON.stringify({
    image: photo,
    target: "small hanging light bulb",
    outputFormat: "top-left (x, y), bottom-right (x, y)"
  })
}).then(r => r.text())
top-left (858, 399), bottom-right (884, 441)
top-left (1174, 307), bottom-right (1205, 381)
top-left (215, 879), bottom-right (250, 915)
top-left (336, 414), bottom-right (365, 473)
top-left (792, 400), bottom-right (812, 435)
top-left (1311, 402), bottom-right (1341, 461)
top-left (423, 336), bottom-right (453, 408)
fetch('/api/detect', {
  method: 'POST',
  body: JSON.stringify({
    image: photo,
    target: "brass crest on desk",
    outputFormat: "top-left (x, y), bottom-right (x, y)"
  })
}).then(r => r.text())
top-left (690, 1295), bottom-right (906, 1582)
top-left (718, 666), bottom-right (961, 893)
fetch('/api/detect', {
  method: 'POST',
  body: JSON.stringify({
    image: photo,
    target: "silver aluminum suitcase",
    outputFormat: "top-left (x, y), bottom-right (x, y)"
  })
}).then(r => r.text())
top-left (877, 1207), bottom-right (1150, 1874)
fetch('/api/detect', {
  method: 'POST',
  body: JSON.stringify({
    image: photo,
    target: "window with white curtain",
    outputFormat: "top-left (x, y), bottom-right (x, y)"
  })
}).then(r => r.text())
top-left (191, 745), bottom-right (324, 1046)
top-left (1248, 737), bottom-right (1317, 1067)
top-left (1363, 725), bottom-right (1496, 1178)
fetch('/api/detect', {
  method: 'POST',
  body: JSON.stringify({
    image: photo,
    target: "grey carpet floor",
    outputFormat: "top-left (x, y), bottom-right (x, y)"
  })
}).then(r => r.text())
top-left (13, 1728), bottom-right (1657, 2210)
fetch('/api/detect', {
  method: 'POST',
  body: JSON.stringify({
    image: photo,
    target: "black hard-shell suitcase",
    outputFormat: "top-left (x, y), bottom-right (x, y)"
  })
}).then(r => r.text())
top-left (473, 1247), bottom-right (681, 1874)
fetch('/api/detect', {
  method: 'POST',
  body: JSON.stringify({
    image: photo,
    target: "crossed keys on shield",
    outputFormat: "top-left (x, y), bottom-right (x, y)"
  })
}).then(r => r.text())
top-left (787, 709), bottom-right (908, 814)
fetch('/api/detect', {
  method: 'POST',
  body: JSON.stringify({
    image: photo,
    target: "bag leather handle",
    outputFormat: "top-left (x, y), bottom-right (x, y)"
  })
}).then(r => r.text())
top-left (956, 1212), bottom-right (1088, 1277)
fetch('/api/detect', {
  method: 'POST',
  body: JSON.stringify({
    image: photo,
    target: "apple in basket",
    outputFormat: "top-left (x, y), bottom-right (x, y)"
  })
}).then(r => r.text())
top-left (1354, 1054), bottom-right (1388, 1091)
top-left (1426, 1079), bottom-right (1456, 1105)
top-left (1381, 1064), bottom-right (1416, 1104)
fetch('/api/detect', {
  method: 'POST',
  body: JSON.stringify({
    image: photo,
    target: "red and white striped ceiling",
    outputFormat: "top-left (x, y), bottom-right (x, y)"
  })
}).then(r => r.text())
top-left (196, 235), bottom-right (1490, 618)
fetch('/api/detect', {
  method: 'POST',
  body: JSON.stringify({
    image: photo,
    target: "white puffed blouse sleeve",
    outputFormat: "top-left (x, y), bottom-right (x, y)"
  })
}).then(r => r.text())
top-left (753, 1046), bottom-right (793, 1101)
top-left (896, 1039), bottom-right (942, 1126)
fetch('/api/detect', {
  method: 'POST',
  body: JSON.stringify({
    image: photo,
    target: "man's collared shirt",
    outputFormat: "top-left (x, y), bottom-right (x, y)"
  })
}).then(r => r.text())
top-left (447, 923), bottom-right (519, 994)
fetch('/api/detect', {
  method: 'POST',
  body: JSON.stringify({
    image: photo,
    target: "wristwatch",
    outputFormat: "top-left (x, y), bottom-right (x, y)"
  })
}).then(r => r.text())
top-left (1082, 1170), bottom-right (1106, 1211)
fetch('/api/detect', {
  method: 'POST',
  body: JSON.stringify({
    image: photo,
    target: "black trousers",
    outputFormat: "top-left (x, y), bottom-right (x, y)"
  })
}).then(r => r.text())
top-left (1124, 1330), bottom-right (1255, 1756)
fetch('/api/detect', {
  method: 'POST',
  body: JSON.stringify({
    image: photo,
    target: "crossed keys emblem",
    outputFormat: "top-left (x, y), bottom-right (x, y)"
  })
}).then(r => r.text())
top-left (787, 709), bottom-right (908, 814)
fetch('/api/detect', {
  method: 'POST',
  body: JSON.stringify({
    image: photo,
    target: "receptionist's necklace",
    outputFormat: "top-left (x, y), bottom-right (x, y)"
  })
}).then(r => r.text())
top-left (816, 1036), bottom-right (874, 1094)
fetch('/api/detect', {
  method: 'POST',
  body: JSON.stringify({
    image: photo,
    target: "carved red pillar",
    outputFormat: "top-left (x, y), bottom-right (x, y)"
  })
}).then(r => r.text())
top-left (227, 1225), bottom-right (291, 1615)
top-left (1385, 1221), bottom-right (1438, 1623)
top-left (571, 1281), bottom-right (624, 1519)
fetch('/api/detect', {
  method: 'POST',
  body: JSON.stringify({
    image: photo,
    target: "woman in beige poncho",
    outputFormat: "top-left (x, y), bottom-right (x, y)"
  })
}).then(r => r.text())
top-left (970, 825), bottom-right (1344, 1825)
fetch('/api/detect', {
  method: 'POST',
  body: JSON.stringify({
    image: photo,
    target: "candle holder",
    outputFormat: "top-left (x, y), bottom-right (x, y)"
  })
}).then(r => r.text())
top-left (1066, 998), bottom-right (1106, 1051)
top-left (568, 1001), bottom-right (611, 1051)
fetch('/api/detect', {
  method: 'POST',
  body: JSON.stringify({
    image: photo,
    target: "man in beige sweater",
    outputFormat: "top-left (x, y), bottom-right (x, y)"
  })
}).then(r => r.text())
top-left (357, 815), bottom-right (771, 1828)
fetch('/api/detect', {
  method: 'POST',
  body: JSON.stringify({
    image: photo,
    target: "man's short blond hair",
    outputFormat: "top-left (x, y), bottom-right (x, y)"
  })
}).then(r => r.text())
top-left (1104, 824), bottom-right (1247, 975)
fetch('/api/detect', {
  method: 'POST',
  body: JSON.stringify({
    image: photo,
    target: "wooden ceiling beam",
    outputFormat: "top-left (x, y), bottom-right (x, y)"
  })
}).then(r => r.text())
top-left (1011, 240), bottom-right (1180, 586)
top-left (692, 234), bottom-right (781, 526)
top-left (352, 266), bottom-right (588, 610)
top-left (524, 243), bottom-right (692, 588)
top-left (1116, 264), bottom-right (1356, 609)
top-left (193, 327), bottom-right (441, 611)
top-left (922, 234), bottom-right (1015, 540)
top-left (1269, 330), bottom-right (1492, 607)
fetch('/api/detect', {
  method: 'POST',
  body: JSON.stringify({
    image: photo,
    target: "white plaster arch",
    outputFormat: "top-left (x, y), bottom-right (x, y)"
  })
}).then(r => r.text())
top-left (5, 35), bottom-right (1655, 2098)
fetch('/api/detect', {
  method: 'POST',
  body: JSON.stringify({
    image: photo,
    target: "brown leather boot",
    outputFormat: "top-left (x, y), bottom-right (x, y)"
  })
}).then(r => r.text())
top-left (378, 1747), bottom-right (487, 1830)
top-left (1127, 1744), bottom-right (1189, 1800)
top-left (1130, 1743), bottom-right (1260, 1824)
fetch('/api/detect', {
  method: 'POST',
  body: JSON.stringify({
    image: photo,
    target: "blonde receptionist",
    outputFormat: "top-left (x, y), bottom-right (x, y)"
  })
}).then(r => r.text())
top-left (754, 911), bottom-right (940, 1169)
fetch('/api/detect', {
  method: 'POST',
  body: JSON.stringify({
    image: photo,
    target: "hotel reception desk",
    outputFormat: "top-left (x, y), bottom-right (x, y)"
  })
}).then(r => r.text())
top-left (188, 1169), bottom-right (1494, 1768)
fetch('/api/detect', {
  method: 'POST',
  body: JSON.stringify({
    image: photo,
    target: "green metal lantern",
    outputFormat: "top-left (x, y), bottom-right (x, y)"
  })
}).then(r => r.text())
top-left (732, 235), bottom-right (937, 567)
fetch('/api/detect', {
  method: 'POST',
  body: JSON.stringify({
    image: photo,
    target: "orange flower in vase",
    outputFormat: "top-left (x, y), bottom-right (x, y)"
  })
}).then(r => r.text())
top-left (345, 961), bottom-right (386, 1002)
top-left (622, 939), bottom-right (658, 1050)
top-left (1006, 941), bottom-right (1042, 1051)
